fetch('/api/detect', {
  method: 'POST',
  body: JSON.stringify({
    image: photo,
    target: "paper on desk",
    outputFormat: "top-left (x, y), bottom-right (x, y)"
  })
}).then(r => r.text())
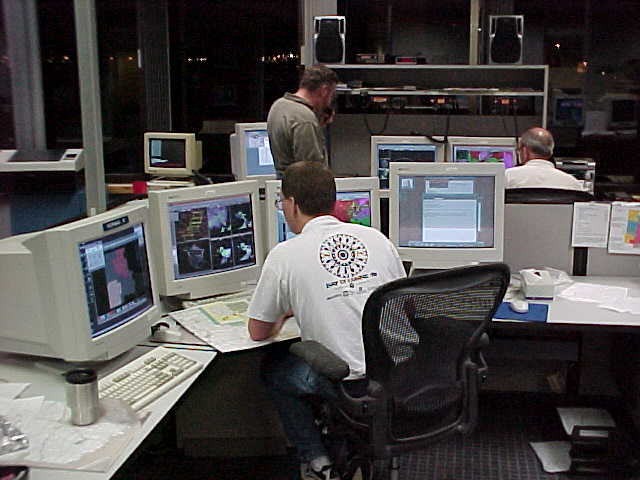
top-left (608, 202), bottom-right (640, 254)
top-left (170, 302), bottom-right (300, 352)
top-left (0, 395), bottom-right (139, 472)
top-left (599, 295), bottom-right (640, 314)
top-left (571, 202), bottom-right (611, 248)
top-left (0, 383), bottom-right (30, 399)
top-left (529, 441), bottom-right (571, 473)
top-left (556, 282), bottom-right (628, 303)
top-left (557, 407), bottom-right (615, 437)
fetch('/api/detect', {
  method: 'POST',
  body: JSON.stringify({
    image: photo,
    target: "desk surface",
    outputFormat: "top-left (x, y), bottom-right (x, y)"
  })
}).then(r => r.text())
top-left (0, 345), bottom-right (216, 480)
top-left (500, 276), bottom-right (640, 328)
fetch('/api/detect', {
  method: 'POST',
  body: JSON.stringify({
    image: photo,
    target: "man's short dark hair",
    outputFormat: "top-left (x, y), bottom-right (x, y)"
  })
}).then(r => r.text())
top-left (281, 161), bottom-right (336, 216)
top-left (299, 65), bottom-right (339, 92)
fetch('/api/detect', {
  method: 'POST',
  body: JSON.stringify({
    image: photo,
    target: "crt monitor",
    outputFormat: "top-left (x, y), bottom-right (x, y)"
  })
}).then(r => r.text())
top-left (552, 95), bottom-right (584, 127)
top-left (0, 204), bottom-right (160, 362)
top-left (447, 137), bottom-right (517, 169)
top-left (264, 177), bottom-right (381, 253)
top-left (602, 93), bottom-right (639, 130)
top-left (389, 162), bottom-right (505, 270)
top-left (144, 132), bottom-right (203, 177)
top-left (370, 136), bottom-right (445, 193)
top-left (230, 122), bottom-right (276, 181)
top-left (148, 180), bottom-right (264, 299)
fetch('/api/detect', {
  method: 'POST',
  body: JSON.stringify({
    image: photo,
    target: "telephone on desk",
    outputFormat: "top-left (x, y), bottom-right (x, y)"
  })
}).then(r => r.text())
top-left (520, 269), bottom-right (555, 300)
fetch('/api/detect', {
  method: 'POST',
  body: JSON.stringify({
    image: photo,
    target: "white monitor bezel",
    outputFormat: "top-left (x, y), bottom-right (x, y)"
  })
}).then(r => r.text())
top-left (264, 177), bottom-right (381, 253)
top-left (389, 162), bottom-right (505, 270)
top-left (231, 122), bottom-right (277, 183)
top-left (370, 135), bottom-right (445, 198)
top-left (446, 136), bottom-right (518, 168)
top-left (144, 132), bottom-right (202, 177)
top-left (0, 203), bottom-right (160, 362)
top-left (148, 180), bottom-right (264, 299)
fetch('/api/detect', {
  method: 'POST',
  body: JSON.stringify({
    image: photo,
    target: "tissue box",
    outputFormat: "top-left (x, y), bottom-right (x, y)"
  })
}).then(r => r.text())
top-left (521, 269), bottom-right (555, 300)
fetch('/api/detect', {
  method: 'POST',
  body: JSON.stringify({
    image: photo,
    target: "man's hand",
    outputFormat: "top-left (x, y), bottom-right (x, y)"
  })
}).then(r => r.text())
top-left (248, 310), bottom-right (294, 341)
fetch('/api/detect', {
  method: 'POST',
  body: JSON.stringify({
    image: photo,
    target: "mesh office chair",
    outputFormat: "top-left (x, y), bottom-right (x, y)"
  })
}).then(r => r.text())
top-left (291, 263), bottom-right (510, 480)
top-left (505, 187), bottom-right (594, 204)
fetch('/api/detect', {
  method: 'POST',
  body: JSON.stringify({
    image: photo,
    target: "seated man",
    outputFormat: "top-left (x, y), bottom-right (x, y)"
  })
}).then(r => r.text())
top-left (247, 161), bottom-right (406, 480)
top-left (506, 127), bottom-right (584, 191)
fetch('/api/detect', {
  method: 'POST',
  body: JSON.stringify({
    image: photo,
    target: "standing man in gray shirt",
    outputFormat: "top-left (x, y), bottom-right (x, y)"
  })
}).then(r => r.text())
top-left (267, 65), bottom-right (338, 178)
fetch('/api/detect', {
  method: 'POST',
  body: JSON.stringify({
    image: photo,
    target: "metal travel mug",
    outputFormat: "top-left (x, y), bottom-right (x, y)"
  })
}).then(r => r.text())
top-left (65, 368), bottom-right (100, 426)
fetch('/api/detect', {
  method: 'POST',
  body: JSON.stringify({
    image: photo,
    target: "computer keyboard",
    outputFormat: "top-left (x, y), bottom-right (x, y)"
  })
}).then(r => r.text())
top-left (99, 346), bottom-right (203, 412)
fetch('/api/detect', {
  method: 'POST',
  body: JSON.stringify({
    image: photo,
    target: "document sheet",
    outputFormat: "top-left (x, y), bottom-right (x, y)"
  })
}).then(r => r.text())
top-left (571, 202), bottom-right (610, 248)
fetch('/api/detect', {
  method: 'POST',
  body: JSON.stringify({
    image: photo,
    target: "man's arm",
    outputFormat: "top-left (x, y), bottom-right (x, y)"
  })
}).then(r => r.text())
top-left (248, 310), bottom-right (294, 341)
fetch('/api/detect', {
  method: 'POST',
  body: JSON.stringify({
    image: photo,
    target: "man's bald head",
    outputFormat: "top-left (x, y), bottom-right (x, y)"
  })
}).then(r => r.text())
top-left (518, 127), bottom-right (555, 161)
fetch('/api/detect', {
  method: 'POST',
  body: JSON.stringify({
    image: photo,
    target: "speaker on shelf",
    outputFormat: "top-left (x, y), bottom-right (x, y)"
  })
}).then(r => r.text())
top-left (489, 15), bottom-right (523, 64)
top-left (313, 16), bottom-right (345, 64)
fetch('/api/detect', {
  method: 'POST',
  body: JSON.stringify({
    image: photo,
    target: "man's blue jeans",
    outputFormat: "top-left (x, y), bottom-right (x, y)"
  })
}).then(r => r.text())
top-left (262, 350), bottom-right (338, 462)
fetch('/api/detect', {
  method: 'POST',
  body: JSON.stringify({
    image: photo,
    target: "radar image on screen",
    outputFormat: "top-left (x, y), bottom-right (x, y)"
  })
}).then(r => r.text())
top-left (79, 224), bottom-right (154, 338)
top-left (333, 191), bottom-right (372, 227)
top-left (169, 195), bottom-right (256, 279)
top-left (453, 146), bottom-right (515, 168)
top-left (377, 144), bottom-right (437, 189)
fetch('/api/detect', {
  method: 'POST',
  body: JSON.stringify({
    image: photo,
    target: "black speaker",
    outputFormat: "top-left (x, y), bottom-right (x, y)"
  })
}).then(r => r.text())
top-left (313, 16), bottom-right (345, 64)
top-left (489, 15), bottom-right (523, 64)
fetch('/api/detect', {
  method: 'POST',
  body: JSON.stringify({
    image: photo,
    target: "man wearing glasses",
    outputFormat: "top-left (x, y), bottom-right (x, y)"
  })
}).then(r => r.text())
top-left (247, 162), bottom-right (405, 480)
top-left (506, 127), bottom-right (584, 190)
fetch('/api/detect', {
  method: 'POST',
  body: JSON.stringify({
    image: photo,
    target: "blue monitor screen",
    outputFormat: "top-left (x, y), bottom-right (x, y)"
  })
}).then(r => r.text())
top-left (377, 144), bottom-right (437, 189)
top-left (244, 130), bottom-right (276, 176)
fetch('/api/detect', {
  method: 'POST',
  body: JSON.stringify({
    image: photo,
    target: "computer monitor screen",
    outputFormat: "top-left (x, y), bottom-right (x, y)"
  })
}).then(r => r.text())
top-left (79, 223), bottom-right (154, 338)
top-left (0, 204), bottom-right (160, 362)
top-left (230, 123), bottom-right (276, 181)
top-left (389, 162), bottom-right (505, 270)
top-left (371, 136), bottom-right (445, 191)
top-left (144, 132), bottom-right (202, 177)
top-left (148, 180), bottom-right (264, 299)
top-left (554, 97), bottom-right (584, 126)
top-left (611, 100), bottom-right (636, 124)
top-left (169, 194), bottom-right (256, 279)
top-left (265, 177), bottom-right (381, 252)
top-left (448, 137), bottom-right (517, 169)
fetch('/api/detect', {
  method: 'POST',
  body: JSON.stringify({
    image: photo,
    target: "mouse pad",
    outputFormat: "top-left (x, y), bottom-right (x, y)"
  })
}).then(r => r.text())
top-left (494, 302), bottom-right (548, 322)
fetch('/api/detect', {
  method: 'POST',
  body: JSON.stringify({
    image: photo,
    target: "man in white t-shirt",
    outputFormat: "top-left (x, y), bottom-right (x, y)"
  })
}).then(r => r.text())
top-left (506, 127), bottom-right (584, 191)
top-left (248, 161), bottom-right (406, 480)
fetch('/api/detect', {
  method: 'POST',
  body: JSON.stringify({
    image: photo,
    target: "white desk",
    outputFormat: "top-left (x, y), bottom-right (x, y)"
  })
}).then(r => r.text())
top-left (0, 345), bottom-right (216, 480)
top-left (536, 276), bottom-right (640, 328)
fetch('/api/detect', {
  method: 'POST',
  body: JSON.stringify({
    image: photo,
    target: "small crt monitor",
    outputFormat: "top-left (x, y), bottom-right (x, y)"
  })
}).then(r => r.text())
top-left (230, 122), bottom-right (276, 182)
top-left (144, 132), bottom-right (202, 177)
top-left (264, 177), bottom-right (381, 253)
top-left (447, 137), bottom-right (517, 169)
top-left (148, 180), bottom-right (264, 299)
top-left (371, 136), bottom-right (445, 193)
top-left (552, 95), bottom-right (584, 127)
top-left (389, 162), bottom-right (505, 270)
top-left (0, 204), bottom-right (159, 362)
top-left (602, 93), bottom-right (639, 130)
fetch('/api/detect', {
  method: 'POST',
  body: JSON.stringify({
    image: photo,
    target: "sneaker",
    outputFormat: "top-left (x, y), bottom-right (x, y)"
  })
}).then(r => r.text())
top-left (301, 462), bottom-right (341, 480)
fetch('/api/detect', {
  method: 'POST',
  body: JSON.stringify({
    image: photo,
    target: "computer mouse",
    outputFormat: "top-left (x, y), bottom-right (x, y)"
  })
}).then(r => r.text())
top-left (509, 299), bottom-right (529, 314)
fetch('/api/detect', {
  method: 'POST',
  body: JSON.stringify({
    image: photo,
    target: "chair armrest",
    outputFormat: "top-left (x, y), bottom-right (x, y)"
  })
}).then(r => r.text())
top-left (289, 340), bottom-right (350, 382)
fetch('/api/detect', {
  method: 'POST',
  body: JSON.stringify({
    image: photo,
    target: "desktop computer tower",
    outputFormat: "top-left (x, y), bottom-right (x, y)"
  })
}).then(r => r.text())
top-left (489, 15), bottom-right (524, 64)
top-left (313, 16), bottom-right (346, 64)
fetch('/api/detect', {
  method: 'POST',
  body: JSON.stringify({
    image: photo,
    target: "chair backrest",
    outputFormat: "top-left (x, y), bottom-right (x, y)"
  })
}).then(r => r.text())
top-left (506, 187), bottom-right (594, 204)
top-left (361, 263), bottom-right (509, 447)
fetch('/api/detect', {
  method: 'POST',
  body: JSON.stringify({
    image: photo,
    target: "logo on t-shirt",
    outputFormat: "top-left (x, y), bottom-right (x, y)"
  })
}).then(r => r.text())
top-left (319, 233), bottom-right (368, 279)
